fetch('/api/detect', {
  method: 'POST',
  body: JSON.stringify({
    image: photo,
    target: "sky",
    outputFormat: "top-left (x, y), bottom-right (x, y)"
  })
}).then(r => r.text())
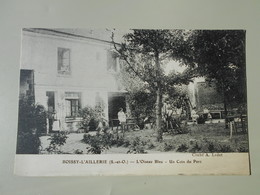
top-left (164, 60), bottom-right (186, 75)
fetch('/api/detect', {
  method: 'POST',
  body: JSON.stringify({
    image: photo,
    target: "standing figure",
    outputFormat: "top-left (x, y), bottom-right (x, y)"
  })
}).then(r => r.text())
top-left (118, 108), bottom-right (126, 134)
top-left (52, 110), bottom-right (60, 132)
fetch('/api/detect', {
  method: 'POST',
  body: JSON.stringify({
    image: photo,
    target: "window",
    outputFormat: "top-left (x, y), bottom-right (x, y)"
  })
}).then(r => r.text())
top-left (107, 51), bottom-right (118, 72)
top-left (65, 92), bottom-right (81, 117)
top-left (58, 48), bottom-right (71, 75)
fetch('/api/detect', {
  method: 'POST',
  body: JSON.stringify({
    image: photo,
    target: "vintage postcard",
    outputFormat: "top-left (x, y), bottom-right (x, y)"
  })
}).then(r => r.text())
top-left (14, 28), bottom-right (250, 176)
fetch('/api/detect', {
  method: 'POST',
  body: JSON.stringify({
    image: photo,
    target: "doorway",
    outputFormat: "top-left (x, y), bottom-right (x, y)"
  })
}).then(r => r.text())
top-left (108, 92), bottom-right (126, 126)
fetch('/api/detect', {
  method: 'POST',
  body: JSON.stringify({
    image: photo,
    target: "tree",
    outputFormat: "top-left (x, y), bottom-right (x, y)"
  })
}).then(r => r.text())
top-left (16, 95), bottom-right (47, 154)
top-left (164, 84), bottom-right (192, 120)
top-left (126, 90), bottom-right (156, 129)
top-left (112, 30), bottom-right (196, 141)
top-left (184, 30), bottom-right (247, 118)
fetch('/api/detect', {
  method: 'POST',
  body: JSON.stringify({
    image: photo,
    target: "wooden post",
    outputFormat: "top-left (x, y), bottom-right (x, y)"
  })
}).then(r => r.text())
top-left (229, 121), bottom-right (233, 139)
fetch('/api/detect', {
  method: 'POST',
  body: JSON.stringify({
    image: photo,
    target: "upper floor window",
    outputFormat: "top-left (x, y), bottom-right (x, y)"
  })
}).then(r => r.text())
top-left (58, 48), bottom-right (71, 75)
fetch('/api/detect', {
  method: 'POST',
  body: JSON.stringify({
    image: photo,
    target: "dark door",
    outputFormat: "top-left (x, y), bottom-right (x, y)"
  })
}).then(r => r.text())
top-left (108, 92), bottom-right (126, 126)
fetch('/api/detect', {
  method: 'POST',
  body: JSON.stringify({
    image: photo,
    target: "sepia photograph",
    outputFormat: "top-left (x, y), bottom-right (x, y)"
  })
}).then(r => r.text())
top-left (1, 0), bottom-right (259, 193)
top-left (16, 28), bottom-right (249, 157)
top-left (14, 28), bottom-right (249, 161)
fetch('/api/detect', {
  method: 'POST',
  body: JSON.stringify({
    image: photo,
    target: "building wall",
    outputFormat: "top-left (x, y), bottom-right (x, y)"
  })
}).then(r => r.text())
top-left (20, 30), bottom-right (124, 132)
top-left (21, 31), bottom-right (119, 90)
top-left (195, 81), bottom-right (224, 111)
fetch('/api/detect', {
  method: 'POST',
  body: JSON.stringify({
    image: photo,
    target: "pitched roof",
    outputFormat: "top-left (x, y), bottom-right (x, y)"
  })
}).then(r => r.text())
top-left (23, 28), bottom-right (127, 44)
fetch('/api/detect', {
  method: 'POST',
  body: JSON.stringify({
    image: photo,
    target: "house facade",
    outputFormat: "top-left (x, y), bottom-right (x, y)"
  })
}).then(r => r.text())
top-left (19, 29), bottom-right (127, 133)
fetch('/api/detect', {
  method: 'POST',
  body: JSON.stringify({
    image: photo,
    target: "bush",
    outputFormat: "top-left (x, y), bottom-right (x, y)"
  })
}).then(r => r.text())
top-left (176, 144), bottom-right (189, 152)
top-left (16, 96), bottom-right (47, 154)
top-left (238, 146), bottom-right (248, 152)
top-left (112, 136), bottom-right (130, 147)
top-left (78, 105), bottom-right (106, 132)
top-left (146, 139), bottom-right (155, 150)
top-left (74, 149), bottom-right (83, 154)
top-left (83, 132), bottom-right (114, 154)
top-left (219, 144), bottom-right (234, 152)
top-left (165, 118), bottom-right (189, 134)
top-left (188, 141), bottom-right (202, 153)
top-left (162, 143), bottom-right (174, 152)
top-left (127, 137), bottom-right (147, 154)
top-left (16, 132), bottom-right (41, 154)
top-left (46, 132), bottom-right (68, 154)
top-left (176, 121), bottom-right (189, 134)
top-left (127, 91), bottom-right (156, 129)
top-left (202, 139), bottom-right (235, 153)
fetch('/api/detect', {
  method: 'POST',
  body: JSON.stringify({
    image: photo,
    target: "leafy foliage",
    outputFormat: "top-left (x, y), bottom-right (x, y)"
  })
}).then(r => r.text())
top-left (185, 30), bottom-right (247, 108)
top-left (127, 137), bottom-right (147, 154)
top-left (188, 142), bottom-right (202, 153)
top-left (83, 132), bottom-right (114, 154)
top-left (78, 105), bottom-right (106, 132)
top-left (113, 136), bottom-right (130, 147)
top-left (16, 96), bottom-right (47, 154)
top-left (16, 132), bottom-right (41, 154)
top-left (162, 143), bottom-right (175, 152)
top-left (112, 29), bottom-right (197, 141)
top-left (162, 85), bottom-right (193, 131)
top-left (113, 29), bottom-right (246, 140)
top-left (46, 132), bottom-right (68, 154)
top-left (126, 90), bottom-right (156, 129)
top-left (176, 143), bottom-right (189, 152)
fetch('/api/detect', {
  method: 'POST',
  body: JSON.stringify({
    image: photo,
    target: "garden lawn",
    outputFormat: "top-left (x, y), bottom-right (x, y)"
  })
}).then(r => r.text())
top-left (105, 123), bottom-right (249, 153)
top-left (40, 123), bottom-right (249, 154)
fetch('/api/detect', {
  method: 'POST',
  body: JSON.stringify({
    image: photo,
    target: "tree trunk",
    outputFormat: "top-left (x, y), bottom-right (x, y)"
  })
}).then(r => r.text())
top-left (156, 85), bottom-right (163, 141)
top-left (222, 82), bottom-right (228, 129)
top-left (154, 50), bottom-right (163, 141)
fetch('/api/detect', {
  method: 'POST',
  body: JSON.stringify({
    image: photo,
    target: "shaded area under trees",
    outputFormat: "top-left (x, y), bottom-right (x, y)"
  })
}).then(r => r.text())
top-left (185, 30), bottom-right (247, 110)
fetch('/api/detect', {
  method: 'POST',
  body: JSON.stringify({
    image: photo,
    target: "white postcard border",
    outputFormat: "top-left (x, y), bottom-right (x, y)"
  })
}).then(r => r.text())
top-left (14, 153), bottom-right (250, 176)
